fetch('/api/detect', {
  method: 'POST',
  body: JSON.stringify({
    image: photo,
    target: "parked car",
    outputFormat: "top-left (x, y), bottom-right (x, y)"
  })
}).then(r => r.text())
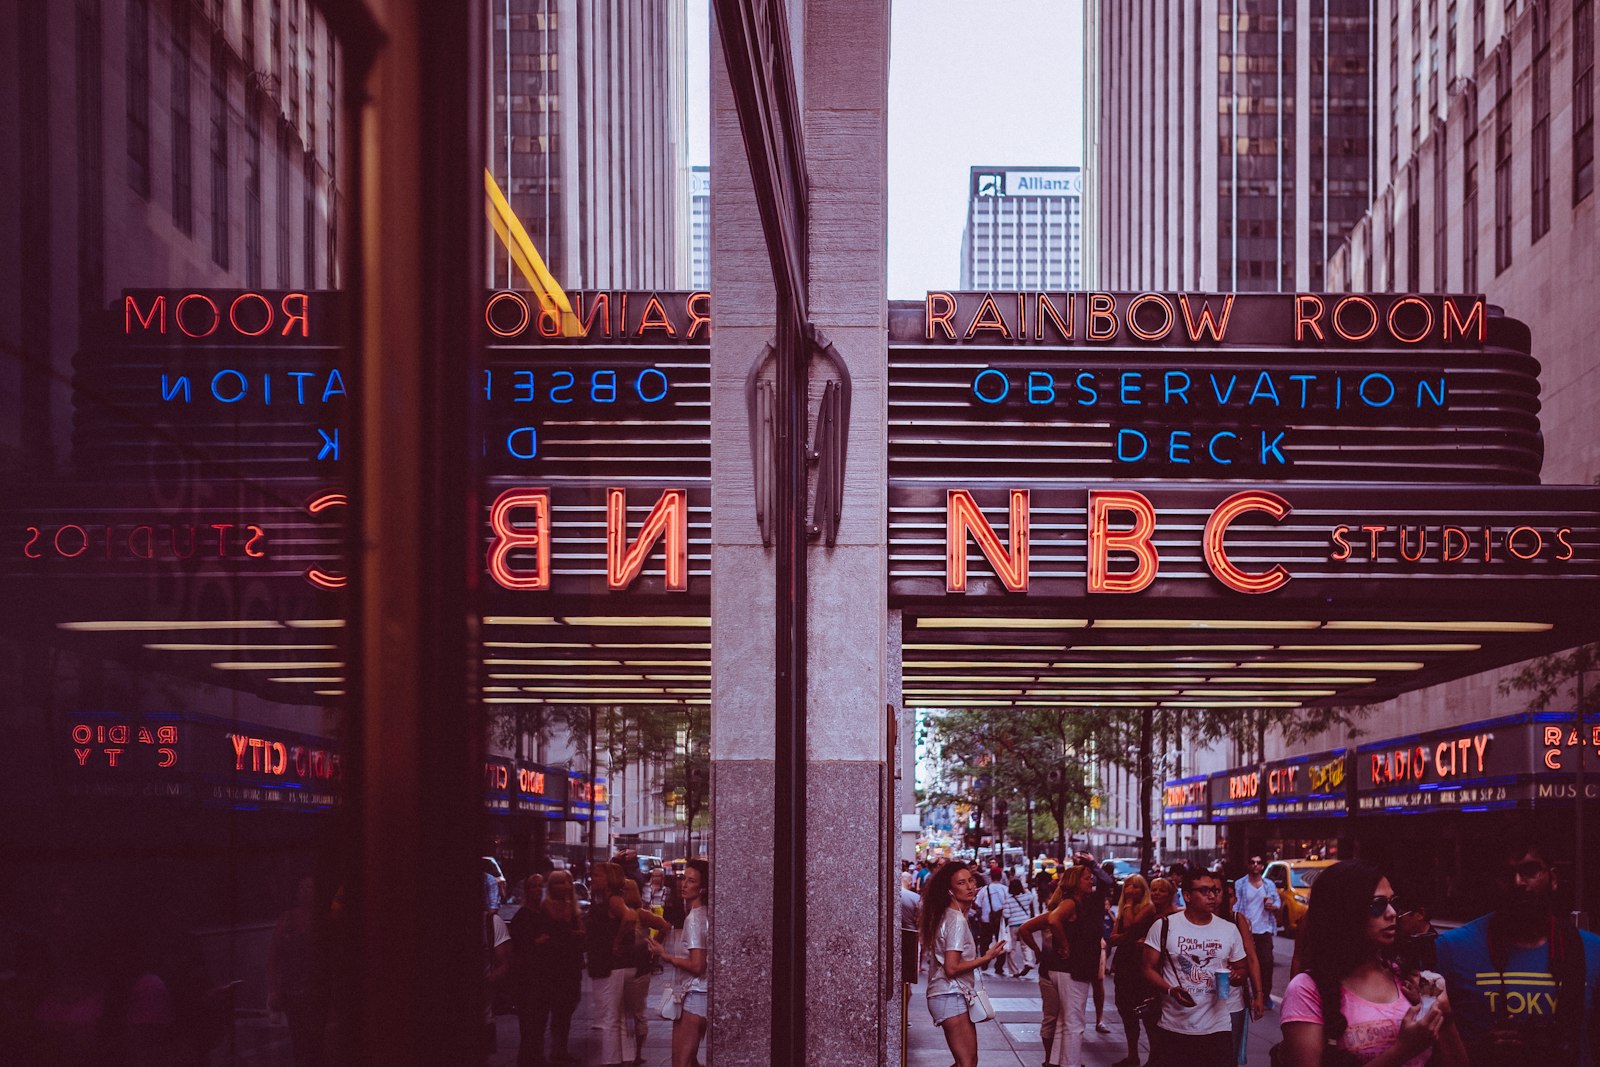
top-left (1101, 857), bottom-right (1141, 881)
top-left (1263, 858), bottom-right (1337, 934)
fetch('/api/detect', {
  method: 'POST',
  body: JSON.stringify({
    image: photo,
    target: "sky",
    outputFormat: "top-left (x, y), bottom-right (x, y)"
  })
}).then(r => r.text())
top-left (684, 0), bottom-right (1085, 300)
top-left (888, 0), bottom-right (1085, 298)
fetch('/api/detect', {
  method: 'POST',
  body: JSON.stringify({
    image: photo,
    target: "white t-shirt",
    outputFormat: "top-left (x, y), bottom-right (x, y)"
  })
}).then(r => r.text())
top-left (927, 908), bottom-right (978, 999)
top-left (977, 882), bottom-right (1008, 923)
top-left (1233, 875), bottom-right (1279, 935)
top-left (678, 906), bottom-right (710, 994)
top-left (1144, 911), bottom-right (1246, 1036)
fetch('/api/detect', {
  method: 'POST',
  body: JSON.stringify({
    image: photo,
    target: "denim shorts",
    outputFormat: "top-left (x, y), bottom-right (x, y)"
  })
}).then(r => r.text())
top-left (928, 991), bottom-right (968, 1024)
top-left (682, 990), bottom-right (708, 1018)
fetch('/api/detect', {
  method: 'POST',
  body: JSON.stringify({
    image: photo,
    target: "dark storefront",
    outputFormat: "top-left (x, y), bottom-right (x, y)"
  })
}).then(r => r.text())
top-left (1171, 713), bottom-right (1600, 920)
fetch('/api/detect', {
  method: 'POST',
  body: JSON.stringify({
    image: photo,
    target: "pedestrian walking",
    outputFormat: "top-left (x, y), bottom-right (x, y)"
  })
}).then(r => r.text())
top-left (510, 870), bottom-right (585, 1066)
top-left (1218, 879), bottom-right (1267, 1064)
top-left (1041, 864), bottom-right (1101, 1067)
top-left (1278, 860), bottom-right (1466, 1067)
top-left (1233, 856), bottom-right (1281, 1008)
top-left (268, 874), bottom-right (330, 1067)
top-left (619, 876), bottom-right (671, 1065)
top-left (585, 862), bottom-right (638, 1067)
top-left (1002, 877), bottom-right (1039, 977)
top-left (1434, 830), bottom-right (1600, 1067)
top-left (1140, 868), bottom-right (1247, 1067)
top-left (1108, 873), bottom-right (1156, 1067)
top-left (1017, 888), bottom-right (1067, 1066)
top-left (977, 868), bottom-right (1010, 974)
top-left (919, 861), bottom-right (1007, 1067)
top-left (647, 859), bottom-right (710, 1067)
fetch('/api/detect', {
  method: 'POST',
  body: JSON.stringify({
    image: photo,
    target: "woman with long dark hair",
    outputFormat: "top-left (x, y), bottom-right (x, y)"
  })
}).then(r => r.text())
top-left (1279, 861), bottom-right (1466, 1067)
top-left (1108, 874), bottom-right (1155, 1067)
top-left (919, 862), bottom-right (1007, 1067)
top-left (510, 869), bottom-right (585, 1066)
top-left (647, 859), bottom-right (709, 1067)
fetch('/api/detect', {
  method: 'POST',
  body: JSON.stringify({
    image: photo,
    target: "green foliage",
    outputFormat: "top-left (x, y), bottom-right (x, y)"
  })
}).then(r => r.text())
top-left (1499, 642), bottom-right (1600, 712)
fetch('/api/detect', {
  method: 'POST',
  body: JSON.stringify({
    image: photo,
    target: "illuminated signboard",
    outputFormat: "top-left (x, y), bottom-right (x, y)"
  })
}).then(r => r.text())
top-left (1208, 766), bottom-right (1266, 822)
top-left (887, 292), bottom-right (1539, 483)
top-left (1262, 750), bottom-right (1350, 819)
top-left (567, 772), bottom-right (609, 822)
top-left (485, 756), bottom-right (514, 814)
top-left (1354, 712), bottom-right (1600, 813)
top-left (513, 760), bottom-right (571, 818)
top-left (1162, 774), bottom-right (1208, 824)
top-left (889, 482), bottom-right (1600, 602)
top-left (65, 712), bottom-right (339, 810)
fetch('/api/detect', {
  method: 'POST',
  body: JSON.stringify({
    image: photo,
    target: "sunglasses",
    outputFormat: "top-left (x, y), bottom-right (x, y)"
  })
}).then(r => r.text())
top-left (1368, 894), bottom-right (1405, 918)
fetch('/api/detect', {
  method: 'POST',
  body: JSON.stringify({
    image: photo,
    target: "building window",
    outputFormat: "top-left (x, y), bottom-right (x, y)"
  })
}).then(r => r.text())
top-left (210, 33), bottom-right (230, 269)
top-left (1473, 0), bottom-right (1486, 68)
top-left (1408, 175), bottom-right (1421, 290)
top-left (1447, 1), bottom-right (1458, 80)
top-left (1493, 49), bottom-right (1512, 274)
top-left (171, 0), bottom-right (193, 234)
top-left (1464, 90), bottom-right (1479, 288)
top-left (246, 99), bottom-right (263, 287)
top-left (278, 126), bottom-right (292, 284)
top-left (1531, 8), bottom-right (1550, 240)
top-left (304, 156), bottom-right (317, 286)
top-left (126, 0), bottom-right (151, 198)
top-left (1578, 0), bottom-right (1596, 203)
top-left (242, 0), bottom-right (256, 69)
top-left (76, 0), bottom-right (105, 314)
top-left (1434, 128), bottom-right (1449, 287)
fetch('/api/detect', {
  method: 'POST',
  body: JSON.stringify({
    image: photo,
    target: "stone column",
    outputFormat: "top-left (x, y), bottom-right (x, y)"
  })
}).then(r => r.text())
top-left (708, 1), bottom-right (892, 1064)
top-left (801, 0), bottom-right (893, 1062)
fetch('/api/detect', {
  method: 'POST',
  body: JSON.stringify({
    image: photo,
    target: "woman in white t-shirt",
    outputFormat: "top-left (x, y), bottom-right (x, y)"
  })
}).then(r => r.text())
top-left (648, 859), bottom-right (710, 1067)
top-left (1278, 861), bottom-right (1466, 1067)
top-left (918, 862), bottom-right (1007, 1067)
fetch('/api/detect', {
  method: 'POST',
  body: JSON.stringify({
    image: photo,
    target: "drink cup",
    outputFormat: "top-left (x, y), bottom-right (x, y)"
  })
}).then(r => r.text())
top-left (1213, 969), bottom-right (1231, 999)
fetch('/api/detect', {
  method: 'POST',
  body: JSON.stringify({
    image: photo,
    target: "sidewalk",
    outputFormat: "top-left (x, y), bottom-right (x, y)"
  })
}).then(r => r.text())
top-left (904, 936), bottom-right (1294, 1067)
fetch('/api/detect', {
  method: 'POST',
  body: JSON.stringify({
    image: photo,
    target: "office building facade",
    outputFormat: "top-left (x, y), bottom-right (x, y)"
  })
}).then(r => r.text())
top-left (488, 0), bottom-right (692, 291)
top-left (1089, 0), bottom-right (1372, 291)
top-left (959, 165), bottom-right (1083, 289)
top-left (690, 162), bottom-right (709, 288)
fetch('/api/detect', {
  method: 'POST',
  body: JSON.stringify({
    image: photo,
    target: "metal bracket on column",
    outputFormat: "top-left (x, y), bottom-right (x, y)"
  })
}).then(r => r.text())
top-left (805, 326), bottom-right (850, 547)
top-left (745, 328), bottom-right (852, 548)
top-left (745, 341), bottom-right (779, 546)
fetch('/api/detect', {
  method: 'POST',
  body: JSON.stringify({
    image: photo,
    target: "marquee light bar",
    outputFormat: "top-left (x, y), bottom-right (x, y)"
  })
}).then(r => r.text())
top-left (917, 617), bottom-right (1088, 629)
top-left (144, 643), bottom-right (339, 652)
top-left (212, 661), bottom-right (344, 671)
top-left (1322, 620), bottom-right (1552, 633)
top-left (267, 676), bottom-right (346, 684)
top-left (1091, 619), bottom-right (1323, 630)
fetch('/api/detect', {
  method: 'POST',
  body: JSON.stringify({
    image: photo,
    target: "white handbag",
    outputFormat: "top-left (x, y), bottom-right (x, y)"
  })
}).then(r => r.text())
top-left (966, 987), bottom-right (995, 1023)
top-left (658, 985), bottom-right (683, 1021)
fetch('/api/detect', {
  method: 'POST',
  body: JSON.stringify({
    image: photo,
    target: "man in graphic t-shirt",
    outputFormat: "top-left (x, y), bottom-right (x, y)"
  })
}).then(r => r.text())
top-left (1141, 868), bottom-right (1247, 1067)
top-left (1436, 832), bottom-right (1600, 1067)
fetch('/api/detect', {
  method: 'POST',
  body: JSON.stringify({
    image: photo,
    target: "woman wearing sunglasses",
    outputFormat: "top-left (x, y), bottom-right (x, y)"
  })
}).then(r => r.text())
top-left (1278, 861), bottom-right (1467, 1067)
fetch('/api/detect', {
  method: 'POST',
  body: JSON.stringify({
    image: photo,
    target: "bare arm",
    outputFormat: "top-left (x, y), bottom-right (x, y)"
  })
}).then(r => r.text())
top-left (1140, 942), bottom-right (1173, 995)
top-left (1046, 899), bottom-right (1077, 954)
top-left (1281, 1005), bottom-right (1442, 1067)
top-left (1017, 912), bottom-right (1048, 955)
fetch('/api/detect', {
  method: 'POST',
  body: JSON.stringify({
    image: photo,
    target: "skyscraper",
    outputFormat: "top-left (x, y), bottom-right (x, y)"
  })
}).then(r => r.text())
top-left (488, 0), bottom-right (692, 291)
top-left (690, 164), bottom-right (709, 289)
top-left (959, 165), bottom-right (1083, 289)
top-left (1088, 0), bottom-right (1371, 291)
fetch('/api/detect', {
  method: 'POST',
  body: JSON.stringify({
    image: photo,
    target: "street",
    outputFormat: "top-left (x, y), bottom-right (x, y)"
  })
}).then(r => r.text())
top-left (903, 935), bottom-right (1294, 1067)
top-left (205, 933), bottom-right (1295, 1065)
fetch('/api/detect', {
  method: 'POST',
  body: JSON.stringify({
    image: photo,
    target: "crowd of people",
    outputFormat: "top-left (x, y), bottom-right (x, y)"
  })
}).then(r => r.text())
top-left (908, 828), bottom-right (1599, 1067)
top-left (487, 853), bottom-right (710, 1067)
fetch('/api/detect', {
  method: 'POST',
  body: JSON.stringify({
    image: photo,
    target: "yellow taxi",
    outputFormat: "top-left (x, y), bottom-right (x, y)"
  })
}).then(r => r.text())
top-left (1263, 858), bottom-right (1337, 934)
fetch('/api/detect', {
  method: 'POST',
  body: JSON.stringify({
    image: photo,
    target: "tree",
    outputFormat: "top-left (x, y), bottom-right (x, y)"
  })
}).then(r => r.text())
top-left (1498, 642), bottom-right (1600, 713)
